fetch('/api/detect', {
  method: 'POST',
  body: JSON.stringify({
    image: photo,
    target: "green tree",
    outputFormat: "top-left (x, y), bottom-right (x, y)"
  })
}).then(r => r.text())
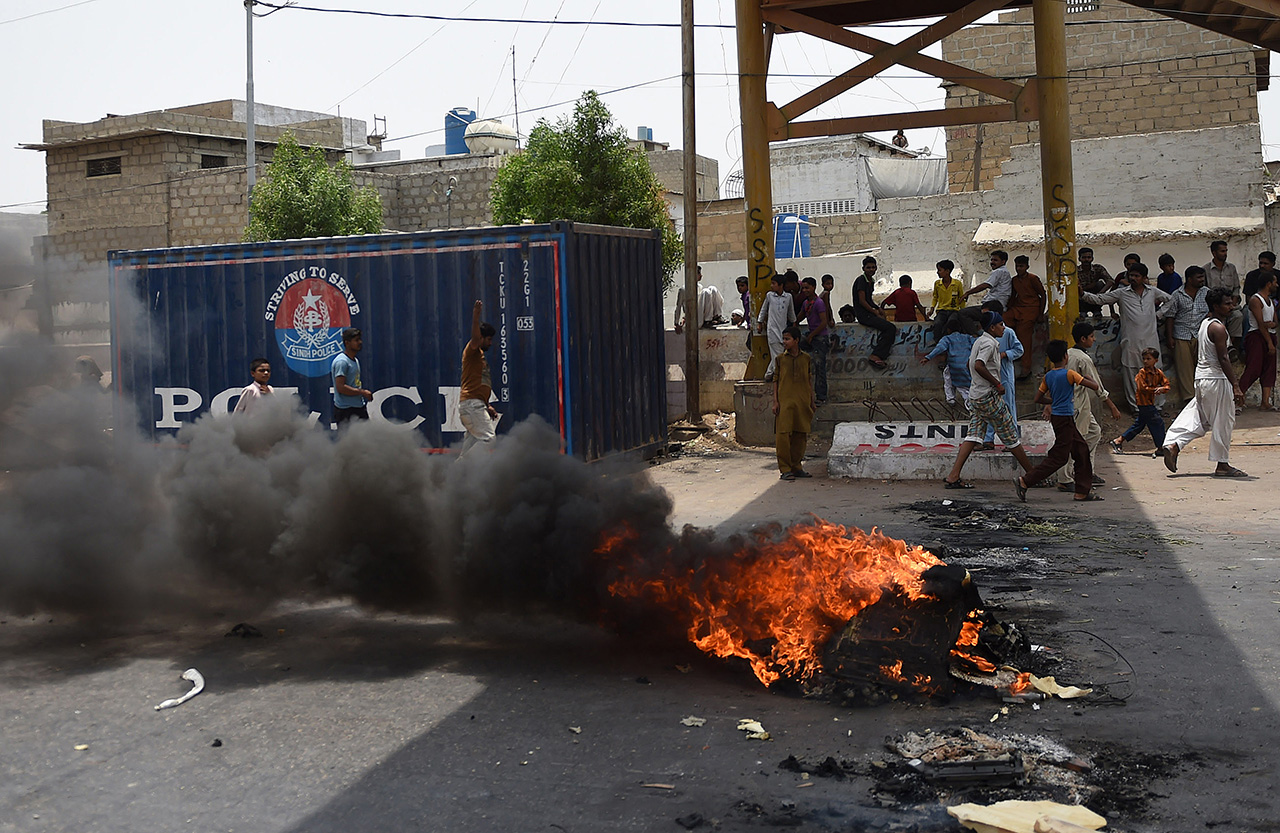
top-left (491, 92), bottom-right (682, 288)
top-left (243, 133), bottom-right (383, 241)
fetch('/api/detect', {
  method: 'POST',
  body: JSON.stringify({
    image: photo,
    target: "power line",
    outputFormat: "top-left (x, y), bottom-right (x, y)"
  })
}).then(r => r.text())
top-left (328, 0), bottom-right (483, 109)
top-left (250, 0), bottom-right (1280, 29)
top-left (383, 74), bottom-right (681, 143)
top-left (251, 1), bottom-right (733, 28)
top-left (0, 0), bottom-right (102, 26)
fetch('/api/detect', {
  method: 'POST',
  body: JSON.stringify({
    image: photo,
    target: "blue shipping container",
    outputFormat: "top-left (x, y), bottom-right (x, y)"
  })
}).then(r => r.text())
top-left (109, 222), bottom-right (667, 461)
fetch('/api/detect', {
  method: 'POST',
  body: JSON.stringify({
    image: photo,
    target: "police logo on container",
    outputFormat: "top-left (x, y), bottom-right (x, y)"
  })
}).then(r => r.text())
top-left (264, 266), bottom-right (361, 377)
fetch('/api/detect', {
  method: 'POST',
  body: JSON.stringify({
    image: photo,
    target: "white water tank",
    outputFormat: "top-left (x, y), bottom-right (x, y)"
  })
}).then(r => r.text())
top-left (464, 119), bottom-right (519, 154)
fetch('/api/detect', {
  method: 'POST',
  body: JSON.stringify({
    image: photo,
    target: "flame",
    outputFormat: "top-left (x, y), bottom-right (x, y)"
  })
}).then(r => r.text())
top-left (950, 616), bottom-right (997, 673)
top-left (879, 659), bottom-right (935, 690)
top-left (1008, 672), bottom-right (1033, 694)
top-left (603, 518), bottom-right (944, 686)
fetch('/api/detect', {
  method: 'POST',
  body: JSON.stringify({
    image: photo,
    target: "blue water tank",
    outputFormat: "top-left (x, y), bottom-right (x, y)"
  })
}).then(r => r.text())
top-left (445, 107), bottom-right (477, 155)
top-left (773, 213), bottom-right (811, 259)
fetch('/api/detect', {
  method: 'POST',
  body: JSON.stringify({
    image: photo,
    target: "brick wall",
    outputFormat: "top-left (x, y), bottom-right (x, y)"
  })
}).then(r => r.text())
top-left (378, 157), bottom-right (501, 231)
top-left (879, 124), bottom-right (1266, 285)
top-left (943, 4), bottom-right (1262, 191)
top-left (646, 149), bottom-right (719, 200)
top-left (809, 213), bottom-right (880, 256)
top-left (694, 198), bottom-right (880, 261)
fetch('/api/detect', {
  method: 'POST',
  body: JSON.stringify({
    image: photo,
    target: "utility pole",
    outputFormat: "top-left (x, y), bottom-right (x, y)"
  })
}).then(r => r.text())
top-left (1033, 0), bottom-right (1079, 341)
top-left (512, 46), bottom-right (521, 150)
top-left (735, 0), bottom-right (775, 380)
top-left (681, 0), bottom-right (701, 420)
top-left (245, 0), bottom-right (257, 213)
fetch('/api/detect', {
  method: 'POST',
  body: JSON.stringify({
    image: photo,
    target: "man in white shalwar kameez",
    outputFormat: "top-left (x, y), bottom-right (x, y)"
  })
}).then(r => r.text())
top-left (1158, 288), bottom-right (1248, 478)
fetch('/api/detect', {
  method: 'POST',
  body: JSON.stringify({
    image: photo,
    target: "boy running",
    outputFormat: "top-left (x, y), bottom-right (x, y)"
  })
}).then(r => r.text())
top-left (1110, 347), bottom-right (1170, 453)
top-left (1015, 339), bottom-right (1103, 502)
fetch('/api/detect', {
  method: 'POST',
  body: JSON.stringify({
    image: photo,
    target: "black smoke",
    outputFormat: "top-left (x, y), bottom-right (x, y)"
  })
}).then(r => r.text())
top-left (0, 337), bottom-right (678, 623)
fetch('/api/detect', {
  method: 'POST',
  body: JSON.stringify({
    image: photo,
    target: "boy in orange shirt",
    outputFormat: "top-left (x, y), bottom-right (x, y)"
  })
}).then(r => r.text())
top-left (1109, 347), bottom-right (1170, 453)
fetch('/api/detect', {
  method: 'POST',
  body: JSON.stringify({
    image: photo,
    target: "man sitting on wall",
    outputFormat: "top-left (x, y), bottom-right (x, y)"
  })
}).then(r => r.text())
top-left (674, 265), bottom-right (727, 332)
top-left (851, 256), bottom-right (897, 371)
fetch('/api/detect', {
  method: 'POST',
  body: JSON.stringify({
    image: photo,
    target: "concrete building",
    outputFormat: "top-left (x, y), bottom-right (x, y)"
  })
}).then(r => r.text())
top-left (23, 100), bottom-right (717, 363)
top-left (24, 101), bottom-right (377, 266)
top-left (876, 3), bottom-right (1271, 283)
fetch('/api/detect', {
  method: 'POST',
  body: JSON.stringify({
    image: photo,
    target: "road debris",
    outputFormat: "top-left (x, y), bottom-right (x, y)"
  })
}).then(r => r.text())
top-left (224, 623), bottom-right (263, 638)
top-left (1029, 675), bottom-right (1092, 699)
top-left (947, 799), bottom-right (1106, 833)
top-left (642, 783), bottom-right (675, 790)
top-left (737, 718), bottom-right (770, 740)
top-left (154, 668), bottom-right (205, 711)
top-left (674, 812), bottom-right (706, 829)
top-left (73, 744), bottom-right (88, 751)
top-left (680, 716), bottom-right (706, 727)
top-left (568, 726), bottom-right (582, 734)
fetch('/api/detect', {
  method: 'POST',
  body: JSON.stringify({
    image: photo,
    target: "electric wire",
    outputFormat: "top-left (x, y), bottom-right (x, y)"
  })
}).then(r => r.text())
top-left (328, 0), bottom-right (483, 110)
top-left (249, 0), bottom-right (1280, 28)
top-left (552, 0), bottom-right (603, 95)
top-left (0, 0), bottom-right (102, 26)
top-left (519, 0), bottom-right (568, 100)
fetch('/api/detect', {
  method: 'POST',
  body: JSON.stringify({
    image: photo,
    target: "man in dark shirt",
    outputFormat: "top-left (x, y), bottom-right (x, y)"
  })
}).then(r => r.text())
top-left (1077, 247), bottom-right (1111, 318)
top-left (800, 277), bottom-right (830, 404)
top-left (851, 256), bottom-right (897, 370)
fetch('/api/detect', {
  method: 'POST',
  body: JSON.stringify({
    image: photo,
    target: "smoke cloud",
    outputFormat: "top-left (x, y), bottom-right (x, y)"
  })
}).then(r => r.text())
top-left (0, 333), bottom-right (681, 623)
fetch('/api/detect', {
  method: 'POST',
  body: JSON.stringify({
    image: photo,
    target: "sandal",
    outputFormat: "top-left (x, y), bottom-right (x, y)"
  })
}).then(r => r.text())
top-left (1073, 493), bottom-right (1105, 501)
top-left (1109, 439), bottom-right (1123, 454)
top-left (1159, 445), bottom-right (1178, 473)
top-left (1056, 483), bottom-right (1075, 493)
top-left (1213, 466), bottom-right (1249, 478)
top-left (868, 358), bottom-right (888, 370)
top-left (1014, 477), bottom-right (1028, 502)
top-left (943, 478), bottom-right (974, 490)
top-left (792, 469), bottom-right (813, 478)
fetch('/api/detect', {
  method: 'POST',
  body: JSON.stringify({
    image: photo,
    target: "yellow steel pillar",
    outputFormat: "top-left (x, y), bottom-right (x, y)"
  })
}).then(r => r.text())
top-left (1033, 0), bottom-right (1078, 342)
top-left (736, 0), bottom-right (775, 380)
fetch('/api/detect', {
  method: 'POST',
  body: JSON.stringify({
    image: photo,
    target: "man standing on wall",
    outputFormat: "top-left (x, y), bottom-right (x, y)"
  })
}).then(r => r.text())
top-left (958, 250), bottom-right (1013, 334)
top-left (332, 327), bottom-right (373, 426)
top-left (459, 299), bottom-right (499, 457)
top-left (1005, 255), bottom-right (1047, 380)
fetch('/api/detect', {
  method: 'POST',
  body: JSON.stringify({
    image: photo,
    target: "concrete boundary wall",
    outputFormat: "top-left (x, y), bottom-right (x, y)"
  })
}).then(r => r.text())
top-left (878, 124), bottom-right (1266, 282)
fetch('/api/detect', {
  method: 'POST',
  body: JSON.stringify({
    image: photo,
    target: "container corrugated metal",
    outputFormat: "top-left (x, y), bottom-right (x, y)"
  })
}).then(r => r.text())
top-left (109, 222), bottom-right (667, 460)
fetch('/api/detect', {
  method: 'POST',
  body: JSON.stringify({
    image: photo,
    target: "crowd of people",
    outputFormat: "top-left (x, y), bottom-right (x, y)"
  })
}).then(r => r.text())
top-left (737, 240), bottom-right (1269, 487)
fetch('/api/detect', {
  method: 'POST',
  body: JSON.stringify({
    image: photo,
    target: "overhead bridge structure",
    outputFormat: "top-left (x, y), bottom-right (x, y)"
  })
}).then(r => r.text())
top-left (735, 0), bottom-right (1280, 375)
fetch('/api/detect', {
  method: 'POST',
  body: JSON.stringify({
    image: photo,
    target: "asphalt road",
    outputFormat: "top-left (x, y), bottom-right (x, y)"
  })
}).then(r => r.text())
top-left (3, 412), bottom-right (1279, 832)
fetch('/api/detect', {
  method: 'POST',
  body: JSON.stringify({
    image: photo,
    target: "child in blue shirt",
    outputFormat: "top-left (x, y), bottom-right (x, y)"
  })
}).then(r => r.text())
top-left (1015, 339), bottom-right (1103, 502)
top-left (921, 317), bottom-right (977, 408)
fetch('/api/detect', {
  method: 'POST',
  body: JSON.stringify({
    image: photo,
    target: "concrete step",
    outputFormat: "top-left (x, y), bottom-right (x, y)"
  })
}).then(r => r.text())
top-left (827, 420), bottom-right (1055, 481)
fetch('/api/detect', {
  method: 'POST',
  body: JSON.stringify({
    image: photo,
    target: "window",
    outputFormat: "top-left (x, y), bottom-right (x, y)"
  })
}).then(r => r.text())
top-left (774, 199), bottom-right (860, 217)
top-left (86, 156), bottom-right (121, 177)
top-left (200, 154), bottom-right (229, 169)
